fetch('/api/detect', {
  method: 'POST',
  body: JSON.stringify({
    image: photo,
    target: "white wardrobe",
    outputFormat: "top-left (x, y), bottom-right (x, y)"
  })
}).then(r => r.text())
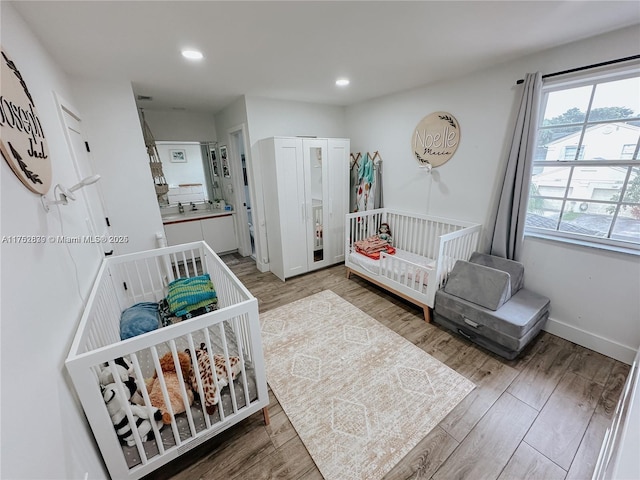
top-left (259, 137), bottom-right (350, 280)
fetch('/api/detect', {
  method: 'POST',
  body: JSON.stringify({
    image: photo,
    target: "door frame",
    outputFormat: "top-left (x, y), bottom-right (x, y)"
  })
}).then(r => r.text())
top-left (53, 92), bottom-right (114, 256)
top-left (226, 123), bottom-right (254, 257)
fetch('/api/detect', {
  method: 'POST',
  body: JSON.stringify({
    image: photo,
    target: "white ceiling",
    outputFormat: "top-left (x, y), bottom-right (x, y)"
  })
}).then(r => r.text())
top-left (10, 1), bottom-right (640, 113)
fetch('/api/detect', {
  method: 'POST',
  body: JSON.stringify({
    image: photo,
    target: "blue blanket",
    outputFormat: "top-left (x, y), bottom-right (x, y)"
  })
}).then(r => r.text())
top-left (120, 302), bottom-right (160, 340)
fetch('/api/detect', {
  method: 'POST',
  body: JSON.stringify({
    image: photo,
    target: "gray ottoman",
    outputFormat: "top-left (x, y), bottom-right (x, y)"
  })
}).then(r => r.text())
top-left (434, 253), bottom-right (550, 360)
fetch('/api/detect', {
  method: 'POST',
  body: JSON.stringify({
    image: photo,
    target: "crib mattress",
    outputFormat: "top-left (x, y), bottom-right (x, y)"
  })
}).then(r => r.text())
top-left (348, 249), bottom-right (435, 285)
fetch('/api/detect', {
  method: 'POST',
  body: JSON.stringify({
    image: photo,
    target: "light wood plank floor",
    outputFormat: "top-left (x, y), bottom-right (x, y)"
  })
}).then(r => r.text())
top-left (144, 254), bottom-right (630, 480)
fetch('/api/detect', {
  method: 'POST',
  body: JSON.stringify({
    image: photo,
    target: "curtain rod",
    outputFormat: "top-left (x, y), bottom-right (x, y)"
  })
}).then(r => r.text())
top-left (515, 54), bottom-right (640, 84)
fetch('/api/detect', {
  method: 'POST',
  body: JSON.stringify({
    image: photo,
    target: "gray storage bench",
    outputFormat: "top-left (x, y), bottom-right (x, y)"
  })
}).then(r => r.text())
top-left (434, 252), bottom-right (550, 360)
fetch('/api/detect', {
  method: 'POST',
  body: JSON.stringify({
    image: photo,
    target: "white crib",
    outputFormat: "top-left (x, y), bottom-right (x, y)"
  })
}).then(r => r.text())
top-left (65, 242), bottom-right (268, 479)
top-left (346, 209), bottom-right (481, 322)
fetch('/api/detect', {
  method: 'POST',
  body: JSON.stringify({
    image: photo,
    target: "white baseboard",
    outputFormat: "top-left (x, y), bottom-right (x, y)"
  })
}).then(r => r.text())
top-left (256, 260), bottom-right (269, 273)
top-left (544, 316), bottom-right (637, 365)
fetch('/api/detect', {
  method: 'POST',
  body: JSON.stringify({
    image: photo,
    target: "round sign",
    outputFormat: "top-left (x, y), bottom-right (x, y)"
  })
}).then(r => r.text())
top-left (1, 47), bottom-right (52, 194)
top-left (411, 111), bottom-right (460, 167)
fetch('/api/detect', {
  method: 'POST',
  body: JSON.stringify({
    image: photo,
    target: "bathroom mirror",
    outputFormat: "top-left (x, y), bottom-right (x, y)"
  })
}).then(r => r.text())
top-left (155, 141), bottom-right (222, 207)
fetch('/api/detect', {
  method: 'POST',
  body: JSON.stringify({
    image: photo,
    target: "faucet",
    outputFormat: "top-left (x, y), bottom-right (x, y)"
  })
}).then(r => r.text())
top-left (190, 202), bottom-right (197, 211)
top-left (178, 202), bottom-right (184, 214)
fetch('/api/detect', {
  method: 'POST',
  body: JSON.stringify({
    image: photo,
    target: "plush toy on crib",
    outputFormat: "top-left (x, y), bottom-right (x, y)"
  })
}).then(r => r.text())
top-left (98, 357), bottom-right (144, 406)
top-left (147, 351), bottom-right (194, 424)
top-left (187, 343), bottom-right (242, 415)
top-left (378, 222), bottom-right (393, 244)
top-left (101, 378), bottom-right (163, 446)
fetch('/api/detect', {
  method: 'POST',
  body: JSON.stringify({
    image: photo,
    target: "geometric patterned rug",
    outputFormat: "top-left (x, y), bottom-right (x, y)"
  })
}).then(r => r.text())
top-left (260, 290), bottom-right (475, 480)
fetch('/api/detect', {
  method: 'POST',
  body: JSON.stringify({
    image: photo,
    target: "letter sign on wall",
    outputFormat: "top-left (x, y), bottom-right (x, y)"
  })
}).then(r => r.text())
top-left (1, 47), bottom-right (52, 194)
top-left (412, 111), bottom-right (460, 168)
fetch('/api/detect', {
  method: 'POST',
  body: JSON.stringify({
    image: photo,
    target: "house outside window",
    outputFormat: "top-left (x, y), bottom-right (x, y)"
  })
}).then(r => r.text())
top-left (525, 65), bottom-right (640, 252)
top-left (563, 145), bottom-right (585, 160)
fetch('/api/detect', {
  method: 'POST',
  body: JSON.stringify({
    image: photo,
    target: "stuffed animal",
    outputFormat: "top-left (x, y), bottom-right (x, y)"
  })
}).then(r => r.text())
top-left (378, 222), bottom-right (393, 244)
top-left (98, 357), bottom-right (132, 386)
top-left (98, 357), bottom-right (145, 406)
top-left (101, 379), bottom-right (163, 446)
top-left (187, 343), bottom-right (242, 415)
top-left (147, 351), bottom-right (194, 424)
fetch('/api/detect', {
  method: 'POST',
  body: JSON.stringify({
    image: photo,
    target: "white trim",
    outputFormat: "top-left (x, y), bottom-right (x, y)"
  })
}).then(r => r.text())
top-left (525, 230), bottom-right (640, 256)
top-left (226, 124), bottom-right (253, 257)
top-left (544, 315), bottom-right (638, 365)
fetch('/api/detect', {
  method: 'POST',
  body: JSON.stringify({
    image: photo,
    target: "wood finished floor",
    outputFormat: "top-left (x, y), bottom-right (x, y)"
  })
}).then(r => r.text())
top-left (144, 254), bottom-right (630, 480)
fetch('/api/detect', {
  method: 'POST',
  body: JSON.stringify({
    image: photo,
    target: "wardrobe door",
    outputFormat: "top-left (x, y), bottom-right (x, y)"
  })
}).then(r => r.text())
top-left (262, 137), bottom-right (307, 280)
top-left (303, 138), bottom-right (330, 271)
top-left (326, 138), bottom-right (350, 265)
top-left (276, 138), bottom-right (308, 278)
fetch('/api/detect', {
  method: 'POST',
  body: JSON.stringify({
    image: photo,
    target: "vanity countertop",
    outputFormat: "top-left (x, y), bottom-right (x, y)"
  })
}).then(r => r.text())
top-left (161, 208), bottom-right (234, 225)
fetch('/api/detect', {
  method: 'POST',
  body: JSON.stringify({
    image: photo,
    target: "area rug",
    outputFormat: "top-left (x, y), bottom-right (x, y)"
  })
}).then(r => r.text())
top-left (260, 290), bottom-right (475, 480)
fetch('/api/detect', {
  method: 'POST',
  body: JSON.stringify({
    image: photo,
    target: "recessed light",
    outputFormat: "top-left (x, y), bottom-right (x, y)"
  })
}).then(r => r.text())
top-left (182, 49), bottom-right (203, 60)
top-left (336, 78), bottom-right (350, 87)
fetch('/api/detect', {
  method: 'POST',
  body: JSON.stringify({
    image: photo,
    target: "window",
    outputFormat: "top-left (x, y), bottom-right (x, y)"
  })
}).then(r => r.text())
top-left (621, 143), bottom-right (636, 159)
top-left (525, 65), bottom-right (640, 251)
top-left (563, 145), bottom-right (585, 160)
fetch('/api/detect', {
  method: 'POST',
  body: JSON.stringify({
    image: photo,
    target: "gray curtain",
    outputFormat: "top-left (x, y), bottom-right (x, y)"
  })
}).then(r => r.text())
top-left (490, 72), bottom-right (542, 260)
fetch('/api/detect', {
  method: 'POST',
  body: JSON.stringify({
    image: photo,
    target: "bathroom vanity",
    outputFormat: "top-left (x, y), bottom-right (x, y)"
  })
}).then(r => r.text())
top-left (162, 208), bottom-right (237, 253)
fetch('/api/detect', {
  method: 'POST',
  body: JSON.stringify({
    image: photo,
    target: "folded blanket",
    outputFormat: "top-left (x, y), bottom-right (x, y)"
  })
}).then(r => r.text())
top-left (158, 298), bottom-right (219, 327)
top-left (354, 235), bottom-right (392, 255)
top-left (166, 274), bottom-right (218, 317)
top-left (356, 245), bottom-right (396, 260)
top-left (120, 302), bottom-right (160, 340)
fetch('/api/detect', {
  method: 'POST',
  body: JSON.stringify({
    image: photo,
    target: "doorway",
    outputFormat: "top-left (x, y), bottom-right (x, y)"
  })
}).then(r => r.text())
top-left (55, 93), bottom-right (114, 257)
top-left (228, 124), bottom-right (255, 259)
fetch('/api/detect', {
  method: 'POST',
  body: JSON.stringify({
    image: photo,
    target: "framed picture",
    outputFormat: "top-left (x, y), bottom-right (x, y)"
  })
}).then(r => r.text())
top-left (211, 149), bottom-right (219, 177)
top-left (170, 149), bottom-right (187, 163)
top-left (220, 145), bottom-right (231, 177)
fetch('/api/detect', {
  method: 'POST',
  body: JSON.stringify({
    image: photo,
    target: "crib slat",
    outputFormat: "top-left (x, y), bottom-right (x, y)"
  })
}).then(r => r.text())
top-left (149, 346), bottom-right (182, 446)
top-left (216, 322), bottom-right (239, 414)
top-left (202, 328), bottom-right (226, 423)
top-left (107, 359), bottom-right (149, 465)
top-left (129, 352), bottom-right (165, 457)
top-left (186, 334), bottom-right (212, 431)
top-left (169, 340), bottom-right (197, 438)
top-left (232, 315), bottom-right (251, 406)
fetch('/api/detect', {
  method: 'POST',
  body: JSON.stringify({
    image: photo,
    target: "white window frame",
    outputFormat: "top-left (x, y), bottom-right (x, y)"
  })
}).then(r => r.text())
top-left (525, 64), bottom-right (640, 254)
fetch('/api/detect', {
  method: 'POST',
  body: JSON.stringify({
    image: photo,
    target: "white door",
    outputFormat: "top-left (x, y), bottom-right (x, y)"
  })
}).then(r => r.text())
top-left (57, 96), bottom-right (114, 256)
top-left (326, 138), bottom-right (350, 264)
top-left (275, 137), bottom-right (308, 278)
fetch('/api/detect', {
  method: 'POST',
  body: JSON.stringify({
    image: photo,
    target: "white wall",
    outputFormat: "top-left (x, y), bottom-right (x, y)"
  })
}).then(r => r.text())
top-left (245, 96), bottom-right (347, 141)
top-left (345, 25), bottom-right (640, 363)
top-left (1, 3), bottom-right (108, 478)
top-left (142, 108), bottom-right (217, 142)
top-left (70, 79), bottom-right (165, 255)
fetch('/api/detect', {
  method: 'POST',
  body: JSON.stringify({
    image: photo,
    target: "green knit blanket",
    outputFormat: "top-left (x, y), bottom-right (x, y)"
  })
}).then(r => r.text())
top-left (166, 274), bottom-right (218, 317)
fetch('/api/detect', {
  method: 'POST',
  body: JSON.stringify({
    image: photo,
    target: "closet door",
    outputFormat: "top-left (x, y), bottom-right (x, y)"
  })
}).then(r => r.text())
top-left (274, 137), bottom-right (308, 278)
top-left (326, 138), bottom-right (350, 265)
